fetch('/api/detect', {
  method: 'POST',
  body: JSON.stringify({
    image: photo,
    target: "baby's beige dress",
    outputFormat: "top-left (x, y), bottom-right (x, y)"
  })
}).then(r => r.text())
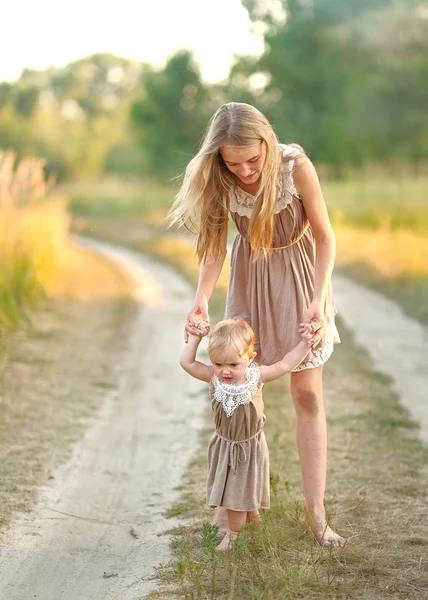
top-left (225, 144), bottom-right (340, 368)
top-left (207, 374), bottom-right (270, 512)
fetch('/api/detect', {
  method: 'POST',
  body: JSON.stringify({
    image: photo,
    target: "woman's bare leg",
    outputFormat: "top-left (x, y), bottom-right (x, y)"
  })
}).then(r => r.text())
top-left (290, 365), bottom-right (345, 547)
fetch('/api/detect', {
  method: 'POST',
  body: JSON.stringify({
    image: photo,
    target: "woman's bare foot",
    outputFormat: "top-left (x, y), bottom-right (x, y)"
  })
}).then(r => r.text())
top-left (216, 530), bottom-right (237, 552)
top-left (306, 505), bottom-right (346, 548)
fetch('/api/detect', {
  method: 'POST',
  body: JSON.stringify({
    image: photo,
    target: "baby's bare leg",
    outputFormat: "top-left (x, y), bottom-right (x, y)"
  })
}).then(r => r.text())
top-left (212, 506), bottom-right (228, 534)
top-left (247, 510), bottom-right (260, 526)
top-left (216, 509), bottom-right (247, 552)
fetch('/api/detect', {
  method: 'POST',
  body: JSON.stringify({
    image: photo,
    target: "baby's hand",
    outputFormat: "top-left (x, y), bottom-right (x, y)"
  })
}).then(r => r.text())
top-left (300, 323), bottom-right (314, 346)
top-left (192, 314), bottom-right (210, 336)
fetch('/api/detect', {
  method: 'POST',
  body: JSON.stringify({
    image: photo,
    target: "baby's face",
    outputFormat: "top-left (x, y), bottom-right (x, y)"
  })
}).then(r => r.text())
top-left (211, 348), bottom-right (254, 385)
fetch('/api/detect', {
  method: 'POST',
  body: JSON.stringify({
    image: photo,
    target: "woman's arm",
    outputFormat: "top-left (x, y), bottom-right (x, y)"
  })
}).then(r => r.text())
top-left (293, 157), bottom-right (336, 344)
top-left (180, 334), bottom-right (213, 382)
top-left (185, 249), bottom-right (227, 341)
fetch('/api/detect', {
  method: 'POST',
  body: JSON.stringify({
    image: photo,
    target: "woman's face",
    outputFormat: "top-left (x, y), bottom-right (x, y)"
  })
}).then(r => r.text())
top-left (220, 143), bottom-right (266, 186)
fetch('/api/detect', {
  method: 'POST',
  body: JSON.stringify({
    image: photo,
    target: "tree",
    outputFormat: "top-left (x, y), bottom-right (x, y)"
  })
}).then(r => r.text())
top-left (238, 0), bottom-right (428, 170)
top-left (131, 50), bottom-right (210, 176)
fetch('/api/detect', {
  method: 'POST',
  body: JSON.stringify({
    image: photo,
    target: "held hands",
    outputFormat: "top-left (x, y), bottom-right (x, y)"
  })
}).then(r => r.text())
top-left (300, 324), bottom-right (315, 346)
top-left (184, 298), bottom-right (210, 342)
top-left (299, 301), bottom-right (326, 349)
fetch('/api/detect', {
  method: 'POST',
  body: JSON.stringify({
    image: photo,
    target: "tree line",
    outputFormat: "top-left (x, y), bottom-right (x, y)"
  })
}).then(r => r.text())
top-left (0, 0), bottom-right (426, 179)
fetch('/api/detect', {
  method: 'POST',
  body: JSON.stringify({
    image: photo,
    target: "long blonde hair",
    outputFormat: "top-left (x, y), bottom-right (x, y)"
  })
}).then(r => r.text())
top-left (168, 102), bottom-right (294, 262)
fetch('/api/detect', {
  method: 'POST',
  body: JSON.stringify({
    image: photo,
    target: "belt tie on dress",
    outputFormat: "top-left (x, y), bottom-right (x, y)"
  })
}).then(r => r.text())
top-left (215, 429), bottom-right (263, 473)
top-left (269, 222), bottom-right (310, 250)
top-left (238, 222), bottom-right (309, 251)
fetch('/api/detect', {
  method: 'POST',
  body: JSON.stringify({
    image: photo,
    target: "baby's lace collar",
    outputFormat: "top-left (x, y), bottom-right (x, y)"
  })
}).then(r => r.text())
top-left (212, 363), bottom-right (260, 417)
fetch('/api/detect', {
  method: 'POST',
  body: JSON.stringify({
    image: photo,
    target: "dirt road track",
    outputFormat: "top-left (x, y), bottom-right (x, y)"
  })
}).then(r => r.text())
top-left (333, 274), bottom-right (428, 443)
top-left (0, 240), bottom-right (207, 600)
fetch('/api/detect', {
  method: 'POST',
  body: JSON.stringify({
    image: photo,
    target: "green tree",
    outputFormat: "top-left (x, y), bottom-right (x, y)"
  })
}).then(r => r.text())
top-left (239, 0), bottom-right (428, 170)
top-left (0, 53), bottom-right (144, 179)
top-left (131, 50), bottom-right (210, 176)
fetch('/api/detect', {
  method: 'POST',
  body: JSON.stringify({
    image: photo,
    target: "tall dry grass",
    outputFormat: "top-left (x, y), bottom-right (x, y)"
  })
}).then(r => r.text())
top-left (0, 150), bottom-right (70, 332)
top-left (334, 226), bottom-right (428, 278)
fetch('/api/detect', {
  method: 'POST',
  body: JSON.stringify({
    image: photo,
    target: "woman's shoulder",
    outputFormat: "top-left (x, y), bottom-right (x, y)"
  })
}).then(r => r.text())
top-left (279, 143), bottom-right (301, 161)
top-left (277, 144), bottom-right (302, 199)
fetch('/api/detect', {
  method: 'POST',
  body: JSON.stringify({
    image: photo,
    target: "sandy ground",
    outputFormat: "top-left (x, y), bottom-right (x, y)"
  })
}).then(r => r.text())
top-left (333, 274), bottom-right (428, 444)
top-left (0, 240), bottom-right (208, 600)
top-left (0, 242), bottom-right (427, 600)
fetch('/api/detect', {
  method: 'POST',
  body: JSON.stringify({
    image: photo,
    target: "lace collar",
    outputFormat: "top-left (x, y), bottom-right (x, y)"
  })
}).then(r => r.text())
top-left (229, 144), bottom-right (299, 218)
top-left (212, 363), bottom-right (261, 417)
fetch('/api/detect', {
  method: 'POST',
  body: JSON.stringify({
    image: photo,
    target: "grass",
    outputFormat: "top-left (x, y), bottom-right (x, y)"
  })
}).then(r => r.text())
top-left (323, 173), bottom-right (428, 231)
top-left (0, 198), bottom-right (72, 332)
top-left (0, 152), bottom-right (73, 333)
top-left (71, 172), bottom-right (428, 329)
top-left (63, 176), bottom-right (173, 223)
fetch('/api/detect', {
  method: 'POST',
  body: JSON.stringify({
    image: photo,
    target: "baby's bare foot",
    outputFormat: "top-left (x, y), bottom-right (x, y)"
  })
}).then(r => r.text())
top-left (216, 530), bottom-right (237, 552)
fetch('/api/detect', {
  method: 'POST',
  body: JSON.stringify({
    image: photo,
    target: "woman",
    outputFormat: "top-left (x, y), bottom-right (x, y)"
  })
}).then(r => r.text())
top-left (169, 102), bottom-right (345, 547)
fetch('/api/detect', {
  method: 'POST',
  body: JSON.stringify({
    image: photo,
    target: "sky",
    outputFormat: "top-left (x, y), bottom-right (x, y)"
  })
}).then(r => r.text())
top-left (1, 0), bottom-right (264, 83)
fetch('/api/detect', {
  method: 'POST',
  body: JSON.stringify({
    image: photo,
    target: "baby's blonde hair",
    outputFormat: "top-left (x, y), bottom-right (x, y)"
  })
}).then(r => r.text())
top-left (168, 102), bottom-right (303, 262)
top-left (207, 318), bottom-right (255, 362)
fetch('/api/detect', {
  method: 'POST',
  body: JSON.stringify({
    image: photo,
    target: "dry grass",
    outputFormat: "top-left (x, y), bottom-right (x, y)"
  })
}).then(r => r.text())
top-left (0, 151), bottom-right (72, 332)
top-left (334, 226), bottom-right (428, 278)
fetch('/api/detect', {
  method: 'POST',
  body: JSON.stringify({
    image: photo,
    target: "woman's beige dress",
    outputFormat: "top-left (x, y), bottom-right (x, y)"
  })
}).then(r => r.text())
top-left (225, 144), bottom-right (340, 368)
top-left (207, 383), bottom-right (270, 511)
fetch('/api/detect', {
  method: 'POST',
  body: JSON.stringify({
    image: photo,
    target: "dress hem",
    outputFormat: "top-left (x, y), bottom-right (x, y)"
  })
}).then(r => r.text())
top-left (208, 504), bottom-right (270, 511)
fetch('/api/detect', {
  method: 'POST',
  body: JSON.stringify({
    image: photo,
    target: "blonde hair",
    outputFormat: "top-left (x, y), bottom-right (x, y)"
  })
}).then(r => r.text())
top-left (168, 102), bottom-right (301, 262)
top-left (207, 318), bottom-right (255, 362)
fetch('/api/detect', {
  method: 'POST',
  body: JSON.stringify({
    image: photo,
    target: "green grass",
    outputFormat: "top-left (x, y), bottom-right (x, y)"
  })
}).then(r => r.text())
top-left (323, 174), bottom-right (428, 230)
top-left (64, 178), bottom-right (174, 220)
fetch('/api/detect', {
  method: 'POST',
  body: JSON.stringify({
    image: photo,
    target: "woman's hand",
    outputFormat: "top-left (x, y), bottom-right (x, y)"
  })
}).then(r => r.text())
top-left (184, 297), bottom-right (210, 342)
top-left (299, 301), bottom-right (325, 349)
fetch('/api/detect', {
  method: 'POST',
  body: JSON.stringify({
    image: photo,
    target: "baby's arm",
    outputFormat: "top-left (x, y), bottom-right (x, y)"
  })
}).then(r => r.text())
top-left (260, 329), bottom-right (312, 383)
top-left (179, 334), bottom-right (213, 383)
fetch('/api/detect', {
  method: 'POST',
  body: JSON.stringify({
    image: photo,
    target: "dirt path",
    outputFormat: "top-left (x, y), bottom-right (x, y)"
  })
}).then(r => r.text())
top-left (0, 240), bottom-right (207, 600)
top-left (333, 274), bottom-right (428, 444)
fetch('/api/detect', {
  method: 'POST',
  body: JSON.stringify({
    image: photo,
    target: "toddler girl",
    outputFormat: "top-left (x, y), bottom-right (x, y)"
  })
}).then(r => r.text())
top-left (180, 318), bottom-right (312, 550)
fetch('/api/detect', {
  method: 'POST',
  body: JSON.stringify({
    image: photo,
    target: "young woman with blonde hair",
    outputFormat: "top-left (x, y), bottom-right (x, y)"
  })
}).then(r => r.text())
top-left (169, 102), bottom-right (345, 547)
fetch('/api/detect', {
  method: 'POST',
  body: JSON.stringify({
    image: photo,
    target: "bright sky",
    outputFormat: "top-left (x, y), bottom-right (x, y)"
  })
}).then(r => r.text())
top-left (1, 0), bottom-right (264, 83)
